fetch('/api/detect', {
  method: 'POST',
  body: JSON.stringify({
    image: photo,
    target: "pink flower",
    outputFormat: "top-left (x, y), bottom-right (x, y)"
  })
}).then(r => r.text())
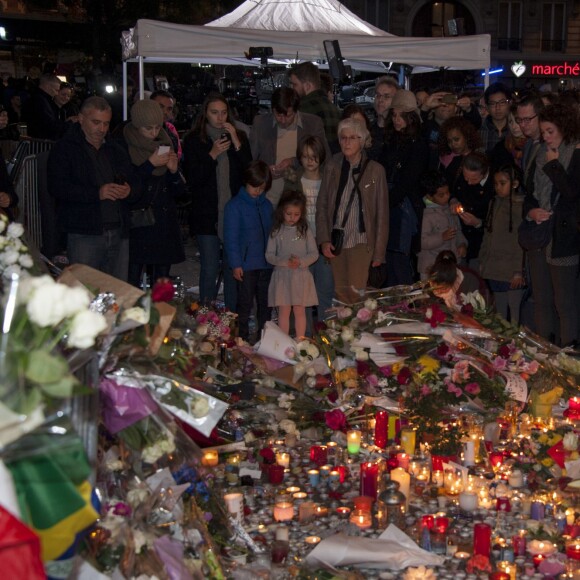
top-left (527, 360), bottom-right (540, 374)
top-left (451, 360), bottom-right (470, 383)
top-left (420, 384), bottom-right (432, 396)
top-left (196, 314), bottom-right (208, 325)
top-left (492, 357), bottom-right (507, 371)
top-left (446, 380), bottom-right (463, 398)
top-left (366, 374), bottom-right (379, 387)
top-left (465, 382), bottom-right (480, 395)
top-left (379, 365), bottom-right (393, 377)
top-left (356, 308), bottom-right (372, 322)
top-left (285, 346), bottom-right (297, 359)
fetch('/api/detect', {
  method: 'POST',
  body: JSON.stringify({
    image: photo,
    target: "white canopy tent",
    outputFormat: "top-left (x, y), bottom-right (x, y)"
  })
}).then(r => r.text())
top-left (121, 7), bottom-right (490, 116)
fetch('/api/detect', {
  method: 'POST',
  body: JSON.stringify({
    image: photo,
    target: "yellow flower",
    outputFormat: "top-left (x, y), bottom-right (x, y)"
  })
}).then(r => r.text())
top-left (547, 434), bottom-right (563, 447)
top-left (538, 434), bottom-right (549, 445)
top-left (570, 451), bottom-right (579, 460)
top-left (541, 457), bottom-right (554, 467)
top-left (417, 355), bottom-right (440, 376)
top-left (392, 363), bottom-right (403, 374)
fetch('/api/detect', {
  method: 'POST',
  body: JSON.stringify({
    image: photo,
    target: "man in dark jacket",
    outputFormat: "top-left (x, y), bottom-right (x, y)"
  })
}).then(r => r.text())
top-left (22, 74), bottom-right (67, 140)
top-left (47, 96), bottom-right (139, 281)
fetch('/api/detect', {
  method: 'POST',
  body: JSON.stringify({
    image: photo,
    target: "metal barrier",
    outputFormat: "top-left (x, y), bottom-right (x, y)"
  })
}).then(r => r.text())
top-left (7, 137), bottom-right (54, 179)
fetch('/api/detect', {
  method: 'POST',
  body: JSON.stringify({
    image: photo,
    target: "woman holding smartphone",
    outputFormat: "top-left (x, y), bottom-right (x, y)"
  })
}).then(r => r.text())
top-left (123, 99), bottom-right (185, 287)
top-left (183, 92), bottom-right (251, 310)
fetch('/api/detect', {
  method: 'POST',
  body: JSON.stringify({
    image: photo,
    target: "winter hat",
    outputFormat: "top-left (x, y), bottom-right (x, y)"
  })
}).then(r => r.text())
top-left (389, 89), bottom-right (420, 116)
top-left (130, 99), bottom-right (164, 128)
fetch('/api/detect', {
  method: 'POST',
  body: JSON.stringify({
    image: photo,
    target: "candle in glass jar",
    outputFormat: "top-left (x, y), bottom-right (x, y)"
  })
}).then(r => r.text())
top-left (309, 445), bottom-right (328, 466)
top-left (314, 505), bottom-right (328, 518)
top-left (400, 427), bottom-right (416, 456)
top-left (202, 449), bottom-right (219, 466)
top-left (298, 501), bottom-right (316, 522)
top-left (273, 501), bottom-right (294, 521)
top-left (276, 452), bottom-right (290, 468)
top-left (337, 465), bottom-right (349, 483)
top-left (530, 500), bottom-right (545, 520)
top-left (308, 469), bottom-right (320, 487)
top-left (396, 452), bottom-right (410, 470)
top-left (569, 397), bottom-right (580, 411)
top-left (329, 470), bottom-right (340, 483)
top-left (473, 522), bottom-right (491, 556)
top-left (275, 525), bottom-right (289, 542)
top-left (353, 495), bottom-right (373, 512)
top-left (390, 467), bottom-right (410, 507)
top-left (336, 506), bottom-right (351, 517)
top-left (458, 491), bottom-right (478, 512)
top-left (359, 462), bottom-right (380, 499)
top-left (224, 492), bottom-right (244, 524)
top-left (566, 540), bottom-right (580, 560)
top-left (268, 464), bottom-right (285, 485)
top-left (512, 530), bottom-right (527, 557)
top-left (347, 430), bottom-right (362, 454)
top-left (320, 464), bottom-right (331, 478)
top-left (374, 410), bottom-right (388, 449)
top-left (432, 470), bottom-right (444, 487)
top-left (350, 509), bottom-right (372, 529)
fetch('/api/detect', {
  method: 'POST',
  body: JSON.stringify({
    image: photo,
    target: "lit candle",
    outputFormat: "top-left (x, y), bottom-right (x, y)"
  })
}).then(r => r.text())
top-left (396, 452), bottom-right (410, 470)
top-left (336, 465), bottom-right (349, 483)
top-left (507, 469), bottom-right (524, 488)
top-left (567, 507), bottom-right (576, 526)
top-left (268, 464), bottom-right (285, 485)
top-left (308, 469), bottom-right (320, 487)
top-left (314, 505), bottom-right (328, 518)
top-left (432, 470), bottom-right (444, 487)
top-left (530, 499), bottom-right (545, 521)
top-left (353, 496), bottom-right (373, 512)
top-left (273, 501), bottom-right (294, 521)
top-left (202, 449), bottom-right (219, 466)
top-left (347, 429), bottom-right (362, 454)
top-left (286, 486), bottom-right (301, 494)
top-left (320, 464), bottom-right (331, 478)
top-left (458, 491), bottom-right (478, 512)
top-left (359, 462), bottom-right (380, 500)
top-left (463, 439), bottom-right (475, 466)
top-left (227, 454), bottom-right (240, 466)
top-left (512, 530), bottom-right (527, 557)
top-left (409, 461), bottom-right (420, 477)
top-left (224, 493), bottom-right (244, 524)
top-left (298, 501), bottom-right (316, 523)
top-left (305, 535), bottom-right (321, 545)
top-left (400, 427), bottom-right (416, 456)
top-left (336, 506), bottom-right (351, 517)
top-left (489, 451), bottom-right (504, 469)
top-left (374, 411), bottom-right (388, 449)
top-left (276, 452), bottom-right (290, 468)
top-left (566, 540), bottom-right (580, 560)
top-left (293, 492), bottom-right (307, 501)
top-left (350, 509), bottom-right (372, 529)
top-left (329, 470), bottom-right (340, 483)
top-left (391, 467), bottom-right (410, 508)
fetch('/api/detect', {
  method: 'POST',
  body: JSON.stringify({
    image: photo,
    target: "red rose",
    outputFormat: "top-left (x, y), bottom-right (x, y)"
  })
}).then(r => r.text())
top-left (325, 409), bottom-right (348, 431)
top-left (425, 304), bottom-right (446, 328)
top-left (356, 361), bottom-right (370, 376)
top-left (314, 321), bottom-right (328, 333)
top-left (396, 366), bottom-right (412, 385)
top-left (327, 390), bottom-right (339, 404)
top-left (151, 278), bottom-right (175, 302)
top-left (259, 447), bottom-right (275, 464)
top-left (498, 344), bottom-right (511, 359)
top-left (460, 303), bottom-right (474, 317)
top-left (436, 343), bottom-right (449, 357)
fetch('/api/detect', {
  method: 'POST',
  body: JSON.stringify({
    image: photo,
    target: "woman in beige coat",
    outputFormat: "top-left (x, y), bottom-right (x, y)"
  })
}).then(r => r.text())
top-left (316, 118), bottom-right (389, 304)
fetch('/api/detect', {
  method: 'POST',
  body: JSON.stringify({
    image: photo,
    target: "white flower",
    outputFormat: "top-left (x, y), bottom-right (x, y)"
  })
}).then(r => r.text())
top-left (18, 254), bottom-right (33, 268)
top-left (3, 264), bottom-right (23, 279)
top-left (133, 529), bottom-right (148, 554)
top-left (2, 248), bottom-right (19, 265)
top-left (306, 376), bottom-right (317, 388)
top-left (305, 343), bottom-right (320, 359)
top-left (353, 348), bottom-right (369, 361)
top-left (341, 328), bottom-right (354, 342)
top-left (364, 298), bottom-right (378, 311)
top-left (196, 324), bottom-right (209, 336)
top-left (18, 274), bottom-right (54, 304)
top-left (563, 432), bottom-right (579, 451)
top-left (279, 419), bottom-right (297, 434)
top-left (199, 341), bottom-right (214, 353)
top-left (67, 310), bottom-right (107, 349)
top-left (336, 307), bottom-right (352, 319)
top-left (6, 222), bottom-right (24, 239)
top-left (190, 396), bottom-right (210, 418)
top-left (121, 306), bottom-right (150, 325)
top-left (26, 281), bottom-right (70, 326)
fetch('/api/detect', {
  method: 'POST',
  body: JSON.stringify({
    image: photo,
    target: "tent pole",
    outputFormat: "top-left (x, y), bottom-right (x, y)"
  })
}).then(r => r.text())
top-left (138, 56), bottom-right (145, 100)
top-left (122, 61), bottom-right (128, 121)
top-left (484, 67), bottom-right (490, 89)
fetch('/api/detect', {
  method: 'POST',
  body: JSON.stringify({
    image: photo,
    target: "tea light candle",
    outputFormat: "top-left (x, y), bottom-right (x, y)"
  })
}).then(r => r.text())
top-left (458, 491), bottom-right (478, 512)
top-left (305, 535), bottom-right (321, 545)
top-left (293, 492), bottom-right (307, 501)
top-left (202, 449), bottom-right (219, 466)
top-left (350, 509), bottom-right (372, 529)
top-left (347, 430), bottom-right (362, 454)
top-left (432, 470), bottom-right (444, 487)
top-left (276, 452), bottom-right (290, 468)
top-left (314, 505), bottom-right (328, 518)
top-left (336, 506), bottom-right (351, 517)
top-left (286, 486), bottom-right (301, 494)
top-left (273, 501), bottom-right (294, 521)
top-left (396, 452), bottom-right (410, 470)
top-left (308, 469), bottom-right (320, 487)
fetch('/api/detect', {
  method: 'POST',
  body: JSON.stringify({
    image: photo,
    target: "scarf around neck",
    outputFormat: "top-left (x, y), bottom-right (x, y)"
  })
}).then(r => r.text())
top-left (123, 123), bottom-right (172, 176)
top-left (534, 140), bottom-right (577, 210)
top-left (207, 125), bottom-right (231, 240)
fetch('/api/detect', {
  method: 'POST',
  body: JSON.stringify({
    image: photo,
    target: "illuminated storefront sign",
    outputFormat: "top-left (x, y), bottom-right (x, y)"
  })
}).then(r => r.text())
top-left (511, 60), bottom-right (580, 77)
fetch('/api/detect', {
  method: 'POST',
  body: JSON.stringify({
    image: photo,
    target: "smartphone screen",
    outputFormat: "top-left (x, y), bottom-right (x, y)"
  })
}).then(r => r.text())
top-left (158, 145), bottom-right (170, 155)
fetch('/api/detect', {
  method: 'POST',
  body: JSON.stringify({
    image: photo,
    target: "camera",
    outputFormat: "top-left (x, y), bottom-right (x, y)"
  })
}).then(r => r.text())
top-left (441, 94), bottom-right (458, 105)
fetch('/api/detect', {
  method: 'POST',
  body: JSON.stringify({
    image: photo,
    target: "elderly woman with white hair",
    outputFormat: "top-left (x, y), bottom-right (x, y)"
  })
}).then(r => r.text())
top-left (316, 118), bottom-right (389, 304)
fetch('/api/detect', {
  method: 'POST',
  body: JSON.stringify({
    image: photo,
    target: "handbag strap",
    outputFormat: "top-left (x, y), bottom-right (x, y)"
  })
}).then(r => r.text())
top-left (333, 158), bottom-right (369, 228)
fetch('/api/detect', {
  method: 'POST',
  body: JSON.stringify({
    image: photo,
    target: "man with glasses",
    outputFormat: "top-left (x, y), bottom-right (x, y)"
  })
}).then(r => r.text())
top-left (250, 87), bottom-right (329, 206)
top-left (367, 76), bottom-right (399, 160)
top-left (516, 94), bottom-right (544, 195)
top-left (479, 82), bottom-right (512, 154)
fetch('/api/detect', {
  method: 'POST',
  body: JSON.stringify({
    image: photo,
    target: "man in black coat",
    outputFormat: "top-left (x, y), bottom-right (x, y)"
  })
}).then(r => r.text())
top-left (22, 74), bottom-right (68, 140)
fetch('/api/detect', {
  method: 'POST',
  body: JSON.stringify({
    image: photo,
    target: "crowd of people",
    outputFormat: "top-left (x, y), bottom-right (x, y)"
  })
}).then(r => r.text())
top-left (6, 67), bottom-right (580, 348)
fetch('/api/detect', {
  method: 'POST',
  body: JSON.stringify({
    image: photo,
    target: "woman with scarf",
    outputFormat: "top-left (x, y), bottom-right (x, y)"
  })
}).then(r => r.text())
top-left (524, 103), bottom-right (580, 347)
top-left (124, 99), bottom-right (185, 287)
top-left (182, 93), bottom-right (251, 310)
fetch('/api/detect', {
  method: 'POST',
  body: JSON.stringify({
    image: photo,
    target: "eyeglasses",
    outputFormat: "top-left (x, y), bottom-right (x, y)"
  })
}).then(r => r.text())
top-left (375, 93), bottom-right (393, 101)
top-left (487, 99), bottom-right (510, 108)
top-left (515, 114), bottom-right (538, 124)
top-left (339, 135), bottom-right (362, 143)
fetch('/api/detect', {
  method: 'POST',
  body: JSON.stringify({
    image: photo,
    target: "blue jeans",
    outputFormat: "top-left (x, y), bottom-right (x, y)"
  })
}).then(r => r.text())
top-left (305, 254), bottom-right (334, 335)
top-left (67, 230), bottom-right (129, 281)
top-left (196, 235), bottom-right (236, 309)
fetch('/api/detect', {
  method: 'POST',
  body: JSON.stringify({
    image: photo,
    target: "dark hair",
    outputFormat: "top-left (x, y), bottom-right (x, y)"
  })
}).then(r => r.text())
top-left (420, 170), bottom-right (448, 198)
top-left (341, 104), bottom-right (371, 132)
top-left (437, 116), bottom-right (481, 155)
top-left (484, 82), bottom-right (512, 105)
top-left (244, 160), bottom-right (272, 191)
top-left (271, 87), bottom-right (300, 114)
top-left (272, 190), bottom-right (308, 237)
top-left (192, 92), bottom-right (233, 143)
top-left (289, 62), bottom-right (320, 89)
top-left (150, 89), bottom-right (175, 101)
top-left (59, 82), bottom-right (73, 90)
top-left (461, 151), bottom-right (489, 175)
top-left (297, 135), bottom-right (327, 167)
top-left (486, 163), bottom-right (523, 233)
top-left (319, 72), bottom-right (333, 95)
top-left (538, 102), bottom-right (580, 143)
top-left (516, 93), bottom-right (544, 115)
top-left (384, 109), bottom-right (422, 141)
top-left (428, 250), bottom-right (459, 286)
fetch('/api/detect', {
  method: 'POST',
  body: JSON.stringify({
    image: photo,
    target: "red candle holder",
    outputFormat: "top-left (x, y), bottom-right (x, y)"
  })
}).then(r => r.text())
top-left (532, 553), bottom-right (545, 568)
top-left (337, 465), bottom-right (349, 483)
top-left (473, 522), bottom-right (491, 556)
top-left (566, 540), bottom-right (580, 561)
top-left (512, 532), bottom-right (526, 557)
top-left (268, 464), bottom-right (285, 485)
top-left (353, 495), bottom-right (373, 512)
top-left (374, 410), bottom-right (388, 449)
top-left (435, 516), bottom-right (449, 533)
top-left (360, 462), bottom-right (379, 499)
top-left (309, 445), bottom-right (328, 466)
top-left (490, 451), bottom-right (504, 469)
top-left (490, 573), bottom-right (510, 580)
top-left (421, 514), bottom-right (434, 530)
top-left (496, 497), bottom-right (511, 512)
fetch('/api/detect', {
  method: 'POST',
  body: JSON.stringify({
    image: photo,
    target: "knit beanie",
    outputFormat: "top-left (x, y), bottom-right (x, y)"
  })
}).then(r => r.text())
top-left (130, 99), bottom-right (164, 128)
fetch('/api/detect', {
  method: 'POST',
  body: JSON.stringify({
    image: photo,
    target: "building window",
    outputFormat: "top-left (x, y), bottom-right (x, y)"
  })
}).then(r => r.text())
top-left (541, 2), bottom-right (566, 51)
top-left (497, 2), bottom-right (522, 51)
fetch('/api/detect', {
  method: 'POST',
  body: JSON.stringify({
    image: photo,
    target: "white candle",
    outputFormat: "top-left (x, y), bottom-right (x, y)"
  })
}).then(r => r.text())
top-left (463, 440), bottom-right (475, 466)
top-left (224, 492), bottom-right (244, 524)
top-left (508, 469), bottom-right (524, 488)
top-left (276, 452), bottom-right (290, 468)
top-left (459, 491), bottom-right (478, 512)
top-left (275, 525), bottom-right (289, 542)
top-left (391, 467), bottom-right (410, 508)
